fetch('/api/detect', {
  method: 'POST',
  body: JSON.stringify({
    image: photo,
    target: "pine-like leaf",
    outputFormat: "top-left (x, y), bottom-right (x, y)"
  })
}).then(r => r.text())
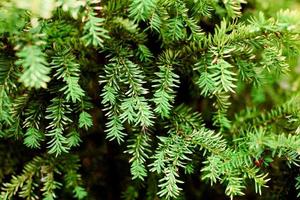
top-left (23, 127), bottom-right (44, 148)
top-left (125, 132), bottom-right (151, 180)
top-left (153, 50), bottom-right (180, 118)
top-left (81, 9), bottom-right (110, 47)
top-left (210, 59), bottom-right (237, 93)
top-left (79, 111), bottom-right (93, 130)
top-left (16, 45), bottom-right (51, 89)
top-left (45, 98), bottom-right (72, 156)
top-left (51, 49), bottom-right (85, 103)
top-left (129, 0), bottom-right (156, 21)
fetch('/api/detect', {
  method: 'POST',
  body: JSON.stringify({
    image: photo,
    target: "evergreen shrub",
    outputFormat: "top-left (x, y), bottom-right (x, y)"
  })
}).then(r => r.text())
top-left (0, 0), bottom-right (300, 199)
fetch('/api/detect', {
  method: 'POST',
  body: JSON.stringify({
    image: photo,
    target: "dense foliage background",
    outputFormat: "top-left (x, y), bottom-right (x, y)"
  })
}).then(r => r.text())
top-left (1, 0), bottom-right (300, 199)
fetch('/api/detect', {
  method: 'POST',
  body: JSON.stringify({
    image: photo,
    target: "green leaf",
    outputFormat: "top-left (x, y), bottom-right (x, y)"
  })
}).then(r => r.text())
top-left (210, 59), bottom-right (237, 93)
top-left (105, 115), bottom-right (126, 144)
top-left (73, 186), bottom-right (87, 199)
top-left (129, 0), bottom-right (156, 21)
top-left (81, 9), bottom-right (110, 48)
top-left (153, 50), bottom-right (180, 118)
top-left (79, 111), bottom-right (93, 130)
top-left (197, 71), bottom-right (215, 97)
top-left (24, 127), bottom-right (44, 148)
top-left (45, 98), bottom-right (72, 156)
top-left (125, 132), bottom-right (151, 180)
top-left (66, 130), bottom-right (82, 148)
top-left (51, 49), bottom-right (85, 103)
top-left (0, 86), bottom-right (13, 125)
top-left (16, 45), bottom-right (51, 89)
top-left (157, 166), bottom-right (183, 199)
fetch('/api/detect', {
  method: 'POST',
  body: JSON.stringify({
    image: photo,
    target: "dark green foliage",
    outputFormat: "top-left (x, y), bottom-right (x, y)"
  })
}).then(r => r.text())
top-left (0, 0), bottom-right (300, 199)
top-left (1, 155), bottom-right (86, 200)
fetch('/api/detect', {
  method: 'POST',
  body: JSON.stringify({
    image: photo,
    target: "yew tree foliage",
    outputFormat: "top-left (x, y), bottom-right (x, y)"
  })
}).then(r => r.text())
top-left (0, 0), bottom-right (300, 199)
